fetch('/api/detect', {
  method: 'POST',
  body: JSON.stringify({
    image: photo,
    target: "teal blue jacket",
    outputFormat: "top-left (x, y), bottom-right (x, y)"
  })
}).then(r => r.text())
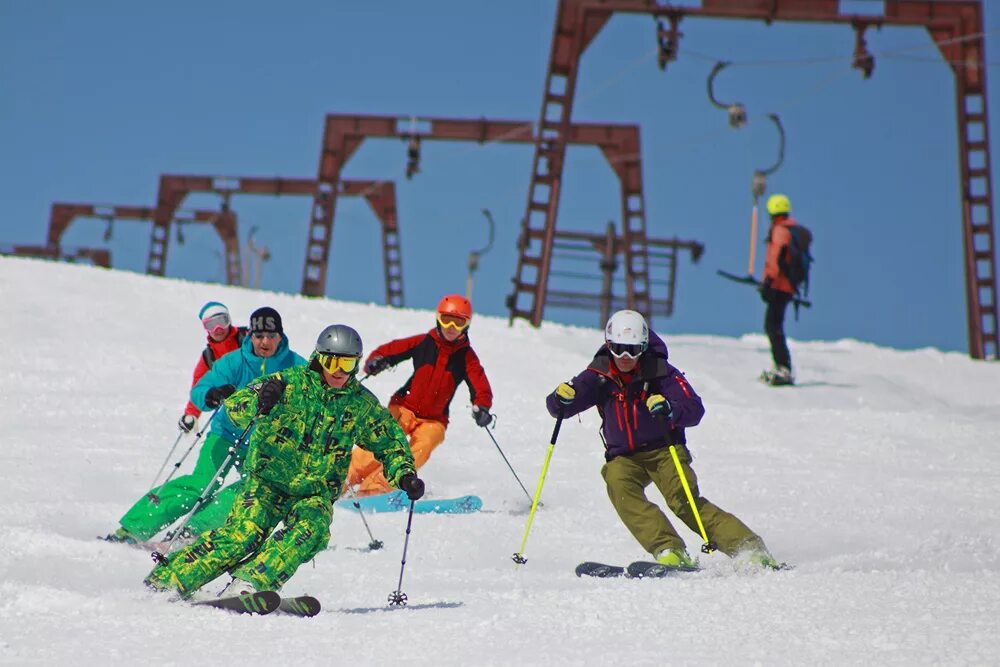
top-left (191, 333), bottom-right (306, 444)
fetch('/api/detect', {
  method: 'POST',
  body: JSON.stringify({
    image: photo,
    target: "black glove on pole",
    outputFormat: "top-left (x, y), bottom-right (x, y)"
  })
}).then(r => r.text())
top-left (205, 384), bottom-right (236, 408)
top-left (364, 356), bottom-right (390, 376)
top-left (472, 406), bottom-right (493, 428)
top-left (256, 378), bottom-right (287, 416)
top-left (398, 473), bottom-right (425, 500)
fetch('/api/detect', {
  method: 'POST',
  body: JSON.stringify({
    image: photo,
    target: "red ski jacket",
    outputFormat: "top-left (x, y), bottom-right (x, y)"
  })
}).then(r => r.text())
top-left (366, 328), bottom-right (493, 426)
top-left (183, 326), bottom-right (246, 417)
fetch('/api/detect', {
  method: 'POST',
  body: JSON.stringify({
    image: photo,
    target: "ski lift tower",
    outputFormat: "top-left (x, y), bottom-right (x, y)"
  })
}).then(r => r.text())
top-left (508, 0), bottom-right (997, 360)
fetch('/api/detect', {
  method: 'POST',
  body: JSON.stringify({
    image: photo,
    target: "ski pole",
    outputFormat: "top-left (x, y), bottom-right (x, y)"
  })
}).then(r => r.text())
top-left (668, 445), bottom-right (717, 554)
top-left (482, 420), bottom-right (533, 505)
top-left (151, 415), bottom-right (257, 564)
top-left (342, 483), bottom-right (384, 550)
top-left (747, 196), bottom-right (759, 278)
top-left (144, 430), bottom-right (187, 501)
top-left (387, 500), bottom-right (416, 607)
top-left (146, 409), bottom-right (220, 504)
top-left (512, 415), bottom-right (563, 565)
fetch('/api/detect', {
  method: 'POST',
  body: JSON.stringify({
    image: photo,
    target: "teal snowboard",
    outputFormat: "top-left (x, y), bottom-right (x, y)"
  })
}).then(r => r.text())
top-left (338, 490), bottom-right (482, 514)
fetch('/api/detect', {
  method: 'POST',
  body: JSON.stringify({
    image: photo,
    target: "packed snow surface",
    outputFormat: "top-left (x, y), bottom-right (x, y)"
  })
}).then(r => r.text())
top-left (2, 257), bottom-right (998, 666)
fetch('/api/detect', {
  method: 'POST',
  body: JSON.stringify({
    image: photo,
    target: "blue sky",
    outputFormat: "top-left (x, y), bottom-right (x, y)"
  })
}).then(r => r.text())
top-left (2, 1), bottom-right (998, 355)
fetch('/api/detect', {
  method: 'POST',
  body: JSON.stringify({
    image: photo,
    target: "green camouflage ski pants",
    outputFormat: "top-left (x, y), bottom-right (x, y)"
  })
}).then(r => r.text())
top-left (119, 433), bottom-right (243, 541)
top-left (600, 446), bottom-right (767, 558)
top-left (145, 475), bottom-right (332, 597)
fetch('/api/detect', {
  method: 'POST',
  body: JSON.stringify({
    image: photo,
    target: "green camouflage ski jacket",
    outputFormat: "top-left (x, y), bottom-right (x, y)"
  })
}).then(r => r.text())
top-left (224, 364), bottom-right (414, 498)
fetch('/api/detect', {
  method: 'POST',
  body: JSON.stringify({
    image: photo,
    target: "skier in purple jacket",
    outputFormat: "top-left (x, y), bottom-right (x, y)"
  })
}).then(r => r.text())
top-left (546, 310), bottom-right (780, 570)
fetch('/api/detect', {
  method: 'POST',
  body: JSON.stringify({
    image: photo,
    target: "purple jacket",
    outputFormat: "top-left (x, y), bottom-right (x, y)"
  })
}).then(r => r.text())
top-left (545, 347), bottom-right (704, 461)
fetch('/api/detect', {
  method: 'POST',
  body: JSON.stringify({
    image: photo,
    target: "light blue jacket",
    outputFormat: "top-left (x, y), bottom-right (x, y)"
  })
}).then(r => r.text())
top-left (191, 333), bottom-right (307, 443)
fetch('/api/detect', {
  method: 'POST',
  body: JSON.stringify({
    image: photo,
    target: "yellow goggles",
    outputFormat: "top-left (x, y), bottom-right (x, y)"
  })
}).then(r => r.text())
top-left (317, 353), bottom-right (359, 373)
top-left (437, 313), bottom-right (469, 331)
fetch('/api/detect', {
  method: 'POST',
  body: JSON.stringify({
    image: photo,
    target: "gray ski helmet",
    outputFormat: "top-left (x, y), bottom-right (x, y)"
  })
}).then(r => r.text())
top-left (315, 324), bottom-right (363, 358)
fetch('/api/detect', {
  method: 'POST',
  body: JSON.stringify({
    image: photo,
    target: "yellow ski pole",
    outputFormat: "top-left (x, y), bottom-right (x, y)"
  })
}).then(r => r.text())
top-left (669, 445), bottom-right (718, 554)
top-left (512, 415), bottom-right (564, 565)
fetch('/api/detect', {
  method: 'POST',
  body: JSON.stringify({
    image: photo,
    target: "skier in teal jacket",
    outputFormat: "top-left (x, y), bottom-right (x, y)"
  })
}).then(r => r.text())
top-left (106, 307), bottom-right (306, 544)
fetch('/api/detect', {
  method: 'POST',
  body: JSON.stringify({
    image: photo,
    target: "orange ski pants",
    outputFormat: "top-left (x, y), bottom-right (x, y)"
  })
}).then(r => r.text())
top-left (347, 404), bottom-right (446, 496)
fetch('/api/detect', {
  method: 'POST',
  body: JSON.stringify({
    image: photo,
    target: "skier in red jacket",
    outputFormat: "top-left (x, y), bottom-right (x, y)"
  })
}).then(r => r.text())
top-left (176, 301), bottom-right (246, 433)
top-left (348, 294), bottom-right (494, 496)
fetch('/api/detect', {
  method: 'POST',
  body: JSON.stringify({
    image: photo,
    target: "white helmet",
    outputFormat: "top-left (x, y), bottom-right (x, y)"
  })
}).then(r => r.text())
top-left (605, 310), bottom-right (648, 359)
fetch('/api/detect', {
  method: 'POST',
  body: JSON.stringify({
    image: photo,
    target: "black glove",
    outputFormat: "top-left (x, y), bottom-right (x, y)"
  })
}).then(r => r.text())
top-left (256, 378), bottom-right (287, 416)
top-left (364, 356), bottom-right (390, 376)
top-left (398, 473), bottom-right (425, 501)
top-left (472, 406), bottom-right (493, 428)
top-left (177, 414), bottom-right (197, 433)
top-left (205, 384), bottom-right (236, 408)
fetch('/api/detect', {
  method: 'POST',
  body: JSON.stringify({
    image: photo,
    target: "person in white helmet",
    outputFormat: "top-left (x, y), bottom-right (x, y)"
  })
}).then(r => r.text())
top-left (546, 310), bottom-right (780, 570)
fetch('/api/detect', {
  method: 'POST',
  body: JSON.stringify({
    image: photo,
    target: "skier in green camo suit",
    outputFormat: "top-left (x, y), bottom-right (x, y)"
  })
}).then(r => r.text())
top-left (144, 324), bottom-right (425, 599)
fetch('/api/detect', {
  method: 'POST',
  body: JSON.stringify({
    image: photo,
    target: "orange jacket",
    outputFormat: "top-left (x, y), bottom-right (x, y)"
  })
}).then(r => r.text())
top-left (763, 215), bottom-right (799, 295)
top-left (182, 326), bottom-right (245, 417)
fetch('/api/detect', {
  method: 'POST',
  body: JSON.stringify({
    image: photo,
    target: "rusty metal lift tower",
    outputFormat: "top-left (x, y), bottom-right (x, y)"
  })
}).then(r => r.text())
top-left (144, 175), bottom-right (405, 306)
top-left (510, 0), bottom-right (997, 359)
top-left (47, 203), bottom-right (241, 284)
top-left (303, 114), bottom-right (682, 324)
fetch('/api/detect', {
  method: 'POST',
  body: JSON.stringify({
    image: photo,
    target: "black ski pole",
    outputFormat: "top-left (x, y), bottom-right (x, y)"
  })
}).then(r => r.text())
top-left (482, 419), bottom-right (533, 505)
top-left (151, 415), bottom-right (257, 564)
top-left (387, 500), bottom-right (417, 607)
top-left (342, 483), bottom-right (384, 550)
top-left (147, 409), bottom-right (220, 505)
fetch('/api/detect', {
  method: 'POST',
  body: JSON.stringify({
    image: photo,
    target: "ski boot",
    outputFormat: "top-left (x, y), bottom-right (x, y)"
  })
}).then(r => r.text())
top-left (655, 548), bottom-right (699, 570)
top-left (760, 366), bottom-right (794, 386)
top-left (101, 527), bottom-right (138, 544)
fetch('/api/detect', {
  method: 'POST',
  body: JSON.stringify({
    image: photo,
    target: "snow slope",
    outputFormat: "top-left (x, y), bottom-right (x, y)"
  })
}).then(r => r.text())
top-left (1, 257), bottom-right (999, 666)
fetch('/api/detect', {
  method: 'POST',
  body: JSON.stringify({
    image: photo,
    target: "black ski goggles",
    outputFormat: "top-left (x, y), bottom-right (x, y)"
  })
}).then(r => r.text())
top-left (607, 341), bottom-right (647, 360)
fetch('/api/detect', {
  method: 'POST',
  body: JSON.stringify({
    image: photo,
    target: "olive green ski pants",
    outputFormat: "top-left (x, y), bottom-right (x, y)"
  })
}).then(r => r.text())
top-left (600, 446), bottom-right (767, 557)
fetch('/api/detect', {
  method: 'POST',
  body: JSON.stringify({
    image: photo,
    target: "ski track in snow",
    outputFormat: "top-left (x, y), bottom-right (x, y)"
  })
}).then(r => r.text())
top-left (1, 257), bottom-right (999, 666)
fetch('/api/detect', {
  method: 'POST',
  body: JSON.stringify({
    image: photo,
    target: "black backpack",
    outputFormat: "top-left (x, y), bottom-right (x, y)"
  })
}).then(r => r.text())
top-left (779, 225), bottom-right (813, 296)
top-left (201, 326), bottom-right (248, 369)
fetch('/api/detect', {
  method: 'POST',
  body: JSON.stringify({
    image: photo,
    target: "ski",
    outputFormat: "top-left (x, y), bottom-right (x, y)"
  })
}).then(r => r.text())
top-left (415, 495), bottom-right (483, 514)
top-left (575, 561), bottom-right (699, 579)
top-left (338, 490), bottom-right (483, 514)
top-left (626, 561), bottom-right (700, 579)
top-left (575, 562), bottom-right (626, 578)
top-left (191, 591), bottom-right (280, 615)
top-left (277, 595), bottom-right (322, 617)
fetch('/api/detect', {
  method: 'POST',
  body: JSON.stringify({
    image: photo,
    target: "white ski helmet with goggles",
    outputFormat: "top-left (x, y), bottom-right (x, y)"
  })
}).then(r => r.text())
top-left (605, 310), bottom-right (649, 359)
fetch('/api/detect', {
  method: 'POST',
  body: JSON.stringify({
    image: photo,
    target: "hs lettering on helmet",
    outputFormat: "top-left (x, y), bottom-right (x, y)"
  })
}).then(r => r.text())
top-left (251, 316), bottom-right (276, 331)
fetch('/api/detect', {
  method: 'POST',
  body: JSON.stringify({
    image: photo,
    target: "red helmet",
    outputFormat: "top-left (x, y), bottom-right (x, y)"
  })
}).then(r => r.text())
top-left (437, 294), bottom-right (473, 320)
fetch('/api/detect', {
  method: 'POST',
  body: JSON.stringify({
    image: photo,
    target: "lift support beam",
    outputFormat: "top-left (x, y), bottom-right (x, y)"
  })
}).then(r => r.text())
top-left (144, 175), bottom-right (404, 306)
